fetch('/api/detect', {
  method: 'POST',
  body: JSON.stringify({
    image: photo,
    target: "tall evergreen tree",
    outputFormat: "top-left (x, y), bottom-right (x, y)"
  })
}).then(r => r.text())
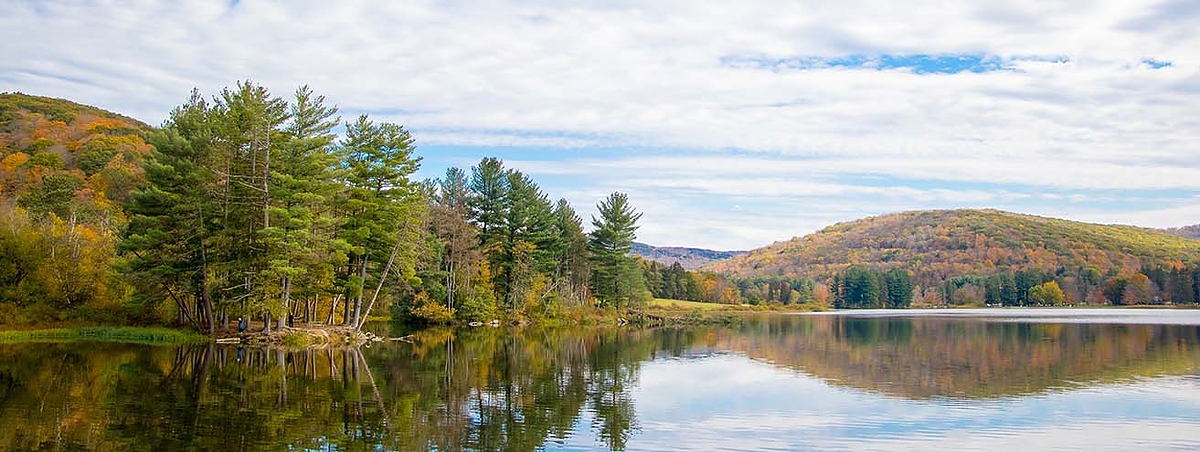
top-left (884, 268), bottom-right (914, 308)
top-left (439, 167), bottom-right (472, 213)
top-left (468, 158), bottom-right (509, 249)
top-left (553, 198), bottom-right (591, 305)
top-left (262, 85), bottom-right (341, 329)
top-left (999, 271), bottom-right (1019, 306)
top-left (843, 266), bottom-right (880, 308)
top-left (122, 90), bottom-right (220, 334)
top-left (338, 115), bottom-right (423, 329)
top-left (497, 170), bottom-right (557, 310)
top-left (210, 81), bottom-right (290, 331)
top-left (588, 192), bottom-right (646, 308)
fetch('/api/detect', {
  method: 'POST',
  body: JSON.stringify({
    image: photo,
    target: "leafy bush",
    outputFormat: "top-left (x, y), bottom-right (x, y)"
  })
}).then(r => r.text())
top-left (23, 138), bottom-right (56, 154)
top-left (410, 293), bottom-right (456, 324)
top-left (77, 146), bottom-right (117, 175)
top-left (24, 151), bottom-right (62, 168)
top-left (456, 284), bottom-right (497, 322)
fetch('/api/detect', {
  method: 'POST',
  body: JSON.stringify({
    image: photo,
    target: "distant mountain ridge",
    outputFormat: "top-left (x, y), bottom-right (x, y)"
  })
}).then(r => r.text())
top-left (1164, 224), bottom-right (1200, 240)
top-left (631, 242), bottom-right (747, 270)
top-left (703, 209), bottom-right (1200, 302)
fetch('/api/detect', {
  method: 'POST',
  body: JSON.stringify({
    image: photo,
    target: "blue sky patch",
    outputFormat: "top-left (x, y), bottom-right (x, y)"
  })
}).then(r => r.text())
top-left (724, 54), bottom-right (1011, 74)
top-left (722, 54), bottom-right (1081, 74)
top-left (1143, 59), bottom-right (1172, 69)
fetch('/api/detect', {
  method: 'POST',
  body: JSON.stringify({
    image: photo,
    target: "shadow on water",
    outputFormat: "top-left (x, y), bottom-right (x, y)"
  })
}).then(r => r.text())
top-left (1, 314), bottom-right (1199, 450)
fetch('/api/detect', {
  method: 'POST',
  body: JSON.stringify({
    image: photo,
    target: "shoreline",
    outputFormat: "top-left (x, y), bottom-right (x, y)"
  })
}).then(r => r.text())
top-left (0, 326), bottom-right (208, 345)
top-left (7, 305), bottom-right (1200, 346)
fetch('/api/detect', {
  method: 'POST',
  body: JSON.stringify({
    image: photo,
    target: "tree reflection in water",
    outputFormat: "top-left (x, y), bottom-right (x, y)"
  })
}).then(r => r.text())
top-left (2, 316), bottom-right (1199, 450)
top-left (0, 327), bottom-right (662, 451)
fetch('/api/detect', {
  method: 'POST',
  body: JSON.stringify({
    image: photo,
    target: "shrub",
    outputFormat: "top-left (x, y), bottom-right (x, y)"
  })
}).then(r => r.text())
top-left (281, 331), bottom-right (309, 348)
top-left (410, 293), bottom-right (456, 324)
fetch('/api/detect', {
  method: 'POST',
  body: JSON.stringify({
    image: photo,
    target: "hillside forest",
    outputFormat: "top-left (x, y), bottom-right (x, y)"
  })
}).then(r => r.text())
top-left (708, 210), bottom-right (1200, 308)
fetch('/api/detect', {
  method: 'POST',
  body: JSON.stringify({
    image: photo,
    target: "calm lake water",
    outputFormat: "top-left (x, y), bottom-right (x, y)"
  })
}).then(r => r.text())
top-left (3, 309), bottom-right (1200, 451)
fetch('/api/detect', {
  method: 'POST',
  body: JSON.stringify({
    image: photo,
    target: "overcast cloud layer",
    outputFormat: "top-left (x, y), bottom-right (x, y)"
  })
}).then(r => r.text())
top-left (3, 0), bottom-right (1199, 249)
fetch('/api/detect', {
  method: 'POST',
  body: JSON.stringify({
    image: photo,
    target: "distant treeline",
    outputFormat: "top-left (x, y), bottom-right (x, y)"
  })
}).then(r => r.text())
top-left (640, 259), bottom-right (822, 306)
top-left (942, 264), bottom-right (1200, 306)
top-left (640, 260), bottom-right (739, 303)
top-left (643, 259), bottom-right (1200, 309)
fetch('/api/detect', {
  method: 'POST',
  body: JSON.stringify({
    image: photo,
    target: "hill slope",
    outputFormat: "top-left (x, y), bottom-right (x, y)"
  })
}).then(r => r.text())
top-left (1, 93), bottom-right (153, 310)
top-left (632, 242), bottom-right (747, 270)
top-left (1, 92), bottom-right (152, 212)
top-left (705, 209), bottom-right (1200, 291)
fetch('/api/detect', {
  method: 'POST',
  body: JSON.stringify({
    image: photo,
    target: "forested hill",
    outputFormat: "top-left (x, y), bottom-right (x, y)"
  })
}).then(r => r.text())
top-left (1, 92), bottom-right (152, 210)
top-left (704, 209), bottom-right (1200, 304)
top-left (0, 93), bottom-right (154, 309)
top-left (631, 242), bottom-right (746, 269)
top-left (0, 93), bottom-right (150, 312)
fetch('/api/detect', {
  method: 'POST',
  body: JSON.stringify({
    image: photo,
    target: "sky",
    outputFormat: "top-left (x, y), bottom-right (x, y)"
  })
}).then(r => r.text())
top-left (3, 0), bottom-right (1199, 250)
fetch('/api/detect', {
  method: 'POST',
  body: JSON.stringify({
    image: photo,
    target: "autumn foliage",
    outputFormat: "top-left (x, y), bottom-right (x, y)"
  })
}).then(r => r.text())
top-left (706, 209), bottom-right (1200, 306)
top-left (0, 93), bottom-right (152, 324)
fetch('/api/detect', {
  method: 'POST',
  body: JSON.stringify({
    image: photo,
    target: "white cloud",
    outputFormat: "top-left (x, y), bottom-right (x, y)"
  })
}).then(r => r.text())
top-left (3, 0), bottom-right (1199, 248)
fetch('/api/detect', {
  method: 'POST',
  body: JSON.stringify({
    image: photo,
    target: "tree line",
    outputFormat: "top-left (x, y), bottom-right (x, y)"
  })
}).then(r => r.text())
top-left (937, 263), bottom-right (1200, 307)
top-left (640, 260), bottom-right (741, 304)
top-left (391, 159), bottom-right (650, 325)
top-left (123, 82), bottom-right (655, 332)
top-left (0, 84), bottom-right (652, 331)
top-left (830, 266), bottom-right (914, 309)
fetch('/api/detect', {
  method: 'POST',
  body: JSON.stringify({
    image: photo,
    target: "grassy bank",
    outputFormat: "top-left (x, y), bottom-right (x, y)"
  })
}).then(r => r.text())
top-left (630, 298), bottom-right (793, 327)
top-left (649, 298), bottom-right (730, 310)
top-left (648, 298), bottom-right (827, 313)
top-left (0, 326), bottom-right (208, 345)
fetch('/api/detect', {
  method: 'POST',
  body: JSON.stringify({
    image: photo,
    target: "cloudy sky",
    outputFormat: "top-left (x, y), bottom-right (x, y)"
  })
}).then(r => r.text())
top-left (3, 0), bottom-right (1199, 249)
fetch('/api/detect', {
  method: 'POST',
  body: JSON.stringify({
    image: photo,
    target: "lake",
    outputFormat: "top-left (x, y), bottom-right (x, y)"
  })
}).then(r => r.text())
top-left (3, 309), bottom-right (1200, 451)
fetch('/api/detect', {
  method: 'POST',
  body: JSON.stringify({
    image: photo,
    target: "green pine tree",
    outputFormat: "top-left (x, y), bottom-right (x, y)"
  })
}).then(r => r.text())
top-left (588, 192), bottom-right (647, 309)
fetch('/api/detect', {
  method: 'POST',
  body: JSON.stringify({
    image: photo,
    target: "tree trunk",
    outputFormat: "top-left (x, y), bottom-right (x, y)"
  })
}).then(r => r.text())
top-left (353, 256), bottom-right (367, 327)
top-left (200, 279), bottom-right (215, 336)
top-left (277, 276), bottom-right (290, 330)
top-left (343, 286), bottom-right (351, 325)
top-left (165, 284), bottom-right (195, 328)
top-left (357, 242), bottom-right (401, 330)
top-left (328, 294), bottom-right (341, 324)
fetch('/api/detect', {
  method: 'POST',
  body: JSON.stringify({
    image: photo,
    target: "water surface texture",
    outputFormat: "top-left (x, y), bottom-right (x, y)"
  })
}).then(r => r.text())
top-left (2, 309), bottom-right (1199, 451)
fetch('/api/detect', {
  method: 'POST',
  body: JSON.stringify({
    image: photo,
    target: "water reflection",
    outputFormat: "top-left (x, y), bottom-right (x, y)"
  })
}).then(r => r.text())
top-left (725, 314), bottom-right (1200, 398)
top-left (1, 313), bottom-right (1199, 451)
top-left (0, 328), bottom-right (666, 451)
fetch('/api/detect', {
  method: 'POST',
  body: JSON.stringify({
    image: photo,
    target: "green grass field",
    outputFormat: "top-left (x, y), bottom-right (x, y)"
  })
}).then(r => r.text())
top-left (649, 298), bottom-right (731, 310)
top-left (649, 298), bottom-right (828, 313)
top-left (0, 326), bottom-right (208, 345)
